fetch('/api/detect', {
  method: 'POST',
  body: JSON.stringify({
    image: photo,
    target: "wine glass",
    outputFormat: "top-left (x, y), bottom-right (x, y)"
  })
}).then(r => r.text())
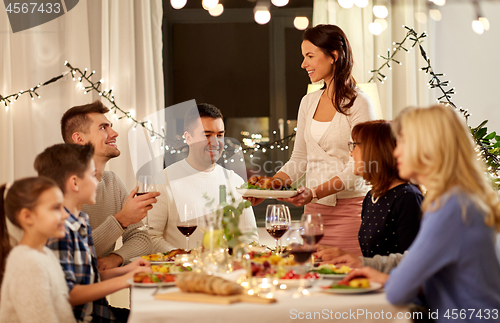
top-left (265, 204), bottom-right (291, 255)
top-left (137, 175), bottom-right (155, 231)
top-left (176, 204), bottom-right (198, 250)
top-left (290, 227), bottom-right (316, 298)
top-left (300, 213), bottom-right (324, 247)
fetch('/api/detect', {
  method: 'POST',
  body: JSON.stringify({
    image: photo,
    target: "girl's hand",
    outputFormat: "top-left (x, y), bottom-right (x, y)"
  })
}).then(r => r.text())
top-left (277, 186), bottom-right (313, 206)
top-left (338, 267), bottom-right (389, 286)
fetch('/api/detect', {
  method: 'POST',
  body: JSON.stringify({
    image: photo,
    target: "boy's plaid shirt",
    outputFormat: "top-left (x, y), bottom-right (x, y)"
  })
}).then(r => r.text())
top-left (47, 208), bottom-right (116, 323)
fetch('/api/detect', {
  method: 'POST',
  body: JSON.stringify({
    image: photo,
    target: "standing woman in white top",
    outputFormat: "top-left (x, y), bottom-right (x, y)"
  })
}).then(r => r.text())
top-left (0, 177), bottom-right (76, 323)
top-left (250, 24), bottom-right (376, 256)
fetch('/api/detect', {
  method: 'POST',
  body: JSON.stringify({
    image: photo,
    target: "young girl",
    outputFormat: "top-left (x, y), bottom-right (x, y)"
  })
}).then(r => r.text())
top-left (0, 177), bottom-right (76, 323)
top-left (342, 105), bottom-right (500, 321)
top-left (351, 120), bottom-right (422, 257)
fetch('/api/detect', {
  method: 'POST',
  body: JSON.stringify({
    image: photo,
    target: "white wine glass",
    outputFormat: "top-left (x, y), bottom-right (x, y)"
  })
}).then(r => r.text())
top-left (137, 175), bottom-right (155, 231)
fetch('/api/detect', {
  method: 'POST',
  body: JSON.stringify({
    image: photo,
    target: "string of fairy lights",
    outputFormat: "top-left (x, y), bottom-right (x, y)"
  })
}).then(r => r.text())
top-left (0, 60), bottom-right (294, 164)
top-left (370, 25), bottom-right (500, 188)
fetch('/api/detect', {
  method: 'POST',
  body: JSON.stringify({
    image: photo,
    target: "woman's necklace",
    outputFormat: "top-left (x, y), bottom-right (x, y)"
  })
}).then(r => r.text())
top-left (371, 195), bottom-right (380, 204)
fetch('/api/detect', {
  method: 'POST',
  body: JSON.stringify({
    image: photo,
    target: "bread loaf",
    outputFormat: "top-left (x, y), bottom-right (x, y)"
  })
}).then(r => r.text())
top-left (176, 272), bottom-right (243, 296)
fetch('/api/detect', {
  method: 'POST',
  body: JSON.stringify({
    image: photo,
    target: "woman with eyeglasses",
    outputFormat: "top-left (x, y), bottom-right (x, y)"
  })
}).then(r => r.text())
top-left (349, 120), bottom-right (422, 257)
top-left (247, 24), bottom-right (376, 256)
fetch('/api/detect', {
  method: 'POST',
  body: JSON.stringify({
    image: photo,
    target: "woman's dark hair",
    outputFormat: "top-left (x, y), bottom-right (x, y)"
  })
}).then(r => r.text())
top-left (303, 24), bottom-right (357, 115)
top-left (351, 121), bottom-right (402, 198)
top-left (0, 177), bottom-right (59, 287)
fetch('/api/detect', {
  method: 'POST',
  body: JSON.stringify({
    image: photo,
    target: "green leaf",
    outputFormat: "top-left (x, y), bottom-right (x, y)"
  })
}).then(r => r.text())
top-left (474, 120), bottom-right (488, 131)
top-left (474, 128), bottom-right (488, 140)
top-left (485, 132), bottom-right (496, 140)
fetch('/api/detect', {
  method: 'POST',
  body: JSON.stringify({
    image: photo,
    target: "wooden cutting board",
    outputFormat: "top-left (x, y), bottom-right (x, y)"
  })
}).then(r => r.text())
top-left (154, 291), bottom-right (277, 305)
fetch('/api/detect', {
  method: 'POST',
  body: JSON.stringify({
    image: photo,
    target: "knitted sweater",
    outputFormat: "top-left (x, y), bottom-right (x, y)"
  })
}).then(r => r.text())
top-left (385, 191), bottom-right (500, 322)
top-left (82, 171), bottom-right (151, 263)
top-left (0, 245), bottom-right (76, 323)
top-left (279, 88), bottom-right (376, 206)
top-left (148, 160), bottom-right (259, 252)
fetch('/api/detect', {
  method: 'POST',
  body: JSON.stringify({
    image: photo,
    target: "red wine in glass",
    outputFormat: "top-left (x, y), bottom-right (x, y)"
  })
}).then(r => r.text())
top-left (301, 233), bottom-right (324, 245)
top-left (290, 248), bottom-right (315, 264)
top-left (267, 225), bottom-right (289, 239)
top-left (177, 225), bottom-right (197, 237)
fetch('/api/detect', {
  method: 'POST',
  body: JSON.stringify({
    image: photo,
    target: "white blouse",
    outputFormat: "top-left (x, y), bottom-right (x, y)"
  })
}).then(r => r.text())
top-left (310, 118), bottom-right (332, 143)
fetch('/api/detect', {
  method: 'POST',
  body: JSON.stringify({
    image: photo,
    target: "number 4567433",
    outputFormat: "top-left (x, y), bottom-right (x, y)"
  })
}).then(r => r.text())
top-left (5, 2), bottom-right (61, 14)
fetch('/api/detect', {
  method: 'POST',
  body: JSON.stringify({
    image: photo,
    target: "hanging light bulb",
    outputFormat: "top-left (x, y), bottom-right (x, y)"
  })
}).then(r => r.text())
top-left (293, 17), bottom-right (309, 30)
top-left (429, 9), bottom-right (442, 21)
top-left (368, 22), bottom-right (383, 35)
top-left (254, 8), bottom-right (271, 25)
top-left (374, 18), bottom-right (388, 31)
top-left (202, 0), bottom-right (218, 10)
top-left (338, 0), bottom-right (354, 9)
top-left (271, 0), bottom-right (289, 7)
top-left (432, 0), bottom-right (446, 6)
top-left (209, 3), bottom-right (224, 16)
top-left (170, 0), bottom-right (186, 9)
top-left (472, 19), bottom-right (484, 34)
top-left (354, 0), bottom-right (368, 8)
top-left (373, 5), bottom-right (388, 19)
top-left (479, 17), bottom-right (490, 31)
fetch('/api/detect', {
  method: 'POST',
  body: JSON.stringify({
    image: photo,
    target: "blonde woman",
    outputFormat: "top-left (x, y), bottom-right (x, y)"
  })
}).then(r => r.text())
top-left (341, 105), bottom-right (500, 320)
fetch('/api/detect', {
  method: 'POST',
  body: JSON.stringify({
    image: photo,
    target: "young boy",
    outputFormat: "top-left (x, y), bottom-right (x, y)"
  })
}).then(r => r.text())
top-left (34, 143), bottom-right (151, 323)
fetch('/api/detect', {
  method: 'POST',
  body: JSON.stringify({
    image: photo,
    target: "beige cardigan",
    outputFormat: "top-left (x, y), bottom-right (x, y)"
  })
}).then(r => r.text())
top-left (279, 88), bottom-right (376, 206)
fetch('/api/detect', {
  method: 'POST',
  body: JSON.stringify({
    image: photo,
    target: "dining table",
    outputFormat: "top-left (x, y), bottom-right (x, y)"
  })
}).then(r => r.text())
top-left (128, 280), bottom-right (415, 323)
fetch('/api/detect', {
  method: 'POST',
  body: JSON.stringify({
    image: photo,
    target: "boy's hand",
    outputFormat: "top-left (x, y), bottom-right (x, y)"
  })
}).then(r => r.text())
top-left (115, 186), bottom-right (160, 228)
top-left (125, 258), bottom-right (150, 270)
top-left (124, 266), bottom-right (152, 286)
top-left (98, 254), bottom-right (123, 270)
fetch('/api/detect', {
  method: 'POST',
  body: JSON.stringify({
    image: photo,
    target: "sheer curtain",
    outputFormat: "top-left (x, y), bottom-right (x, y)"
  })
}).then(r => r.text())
top-left (312, 0), bottom-right (434, 119)
top-left (0, 0), bottom-right (163, 189)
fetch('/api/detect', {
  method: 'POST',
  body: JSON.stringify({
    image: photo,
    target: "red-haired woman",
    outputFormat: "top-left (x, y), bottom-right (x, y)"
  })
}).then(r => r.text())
top-left (350, 120), bottom-right (422, 257)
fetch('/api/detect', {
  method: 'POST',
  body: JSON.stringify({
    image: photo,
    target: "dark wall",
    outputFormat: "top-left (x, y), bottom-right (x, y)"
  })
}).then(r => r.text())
top-left (172, 23), bottom-right (270, 118)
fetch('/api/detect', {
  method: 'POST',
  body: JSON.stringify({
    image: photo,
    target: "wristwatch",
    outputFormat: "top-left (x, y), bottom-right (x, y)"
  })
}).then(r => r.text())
top-left (310, 188), bottom-right (319, 204)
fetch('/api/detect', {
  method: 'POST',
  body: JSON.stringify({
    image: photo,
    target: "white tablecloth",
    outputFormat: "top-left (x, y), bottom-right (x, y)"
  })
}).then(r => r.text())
top-left (129, 283), bottom-right (413, 323)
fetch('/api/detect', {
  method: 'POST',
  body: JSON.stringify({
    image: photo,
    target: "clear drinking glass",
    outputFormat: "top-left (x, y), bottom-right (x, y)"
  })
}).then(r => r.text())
top-left (137, 175), bottom-right (155, 231)
top-left (265, 204), bottom-right (291, 255)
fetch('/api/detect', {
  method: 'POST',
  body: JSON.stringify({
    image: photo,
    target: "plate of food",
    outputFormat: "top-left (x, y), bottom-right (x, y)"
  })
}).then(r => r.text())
top-left (128, 273), bottom-right (177, 288)
top-left (319, 278), bottom-right (382, 294)
top-left (132, 249), bottom-right (190, 264)
top-left (311, 264), bottom-right (352, 279)
top-left (275, 271), bottom-right (320, 288)
top-left (151, 263), bottom-right (194, 274)
top-left (237, 176), bottom-right (298, 199)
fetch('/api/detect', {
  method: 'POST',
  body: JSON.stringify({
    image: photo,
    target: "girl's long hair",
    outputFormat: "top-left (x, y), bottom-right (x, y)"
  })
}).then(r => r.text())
top-left (0, 177), bottom-right (59, 287)
top-left (303, 24), bottom-right (357, 115)
top-left (392, 105), bottom-right (500, 231)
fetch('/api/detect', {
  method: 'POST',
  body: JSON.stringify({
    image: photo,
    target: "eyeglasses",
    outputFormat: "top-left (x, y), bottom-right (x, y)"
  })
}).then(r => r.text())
top-left (348, 141), bottom-right (360, 152)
